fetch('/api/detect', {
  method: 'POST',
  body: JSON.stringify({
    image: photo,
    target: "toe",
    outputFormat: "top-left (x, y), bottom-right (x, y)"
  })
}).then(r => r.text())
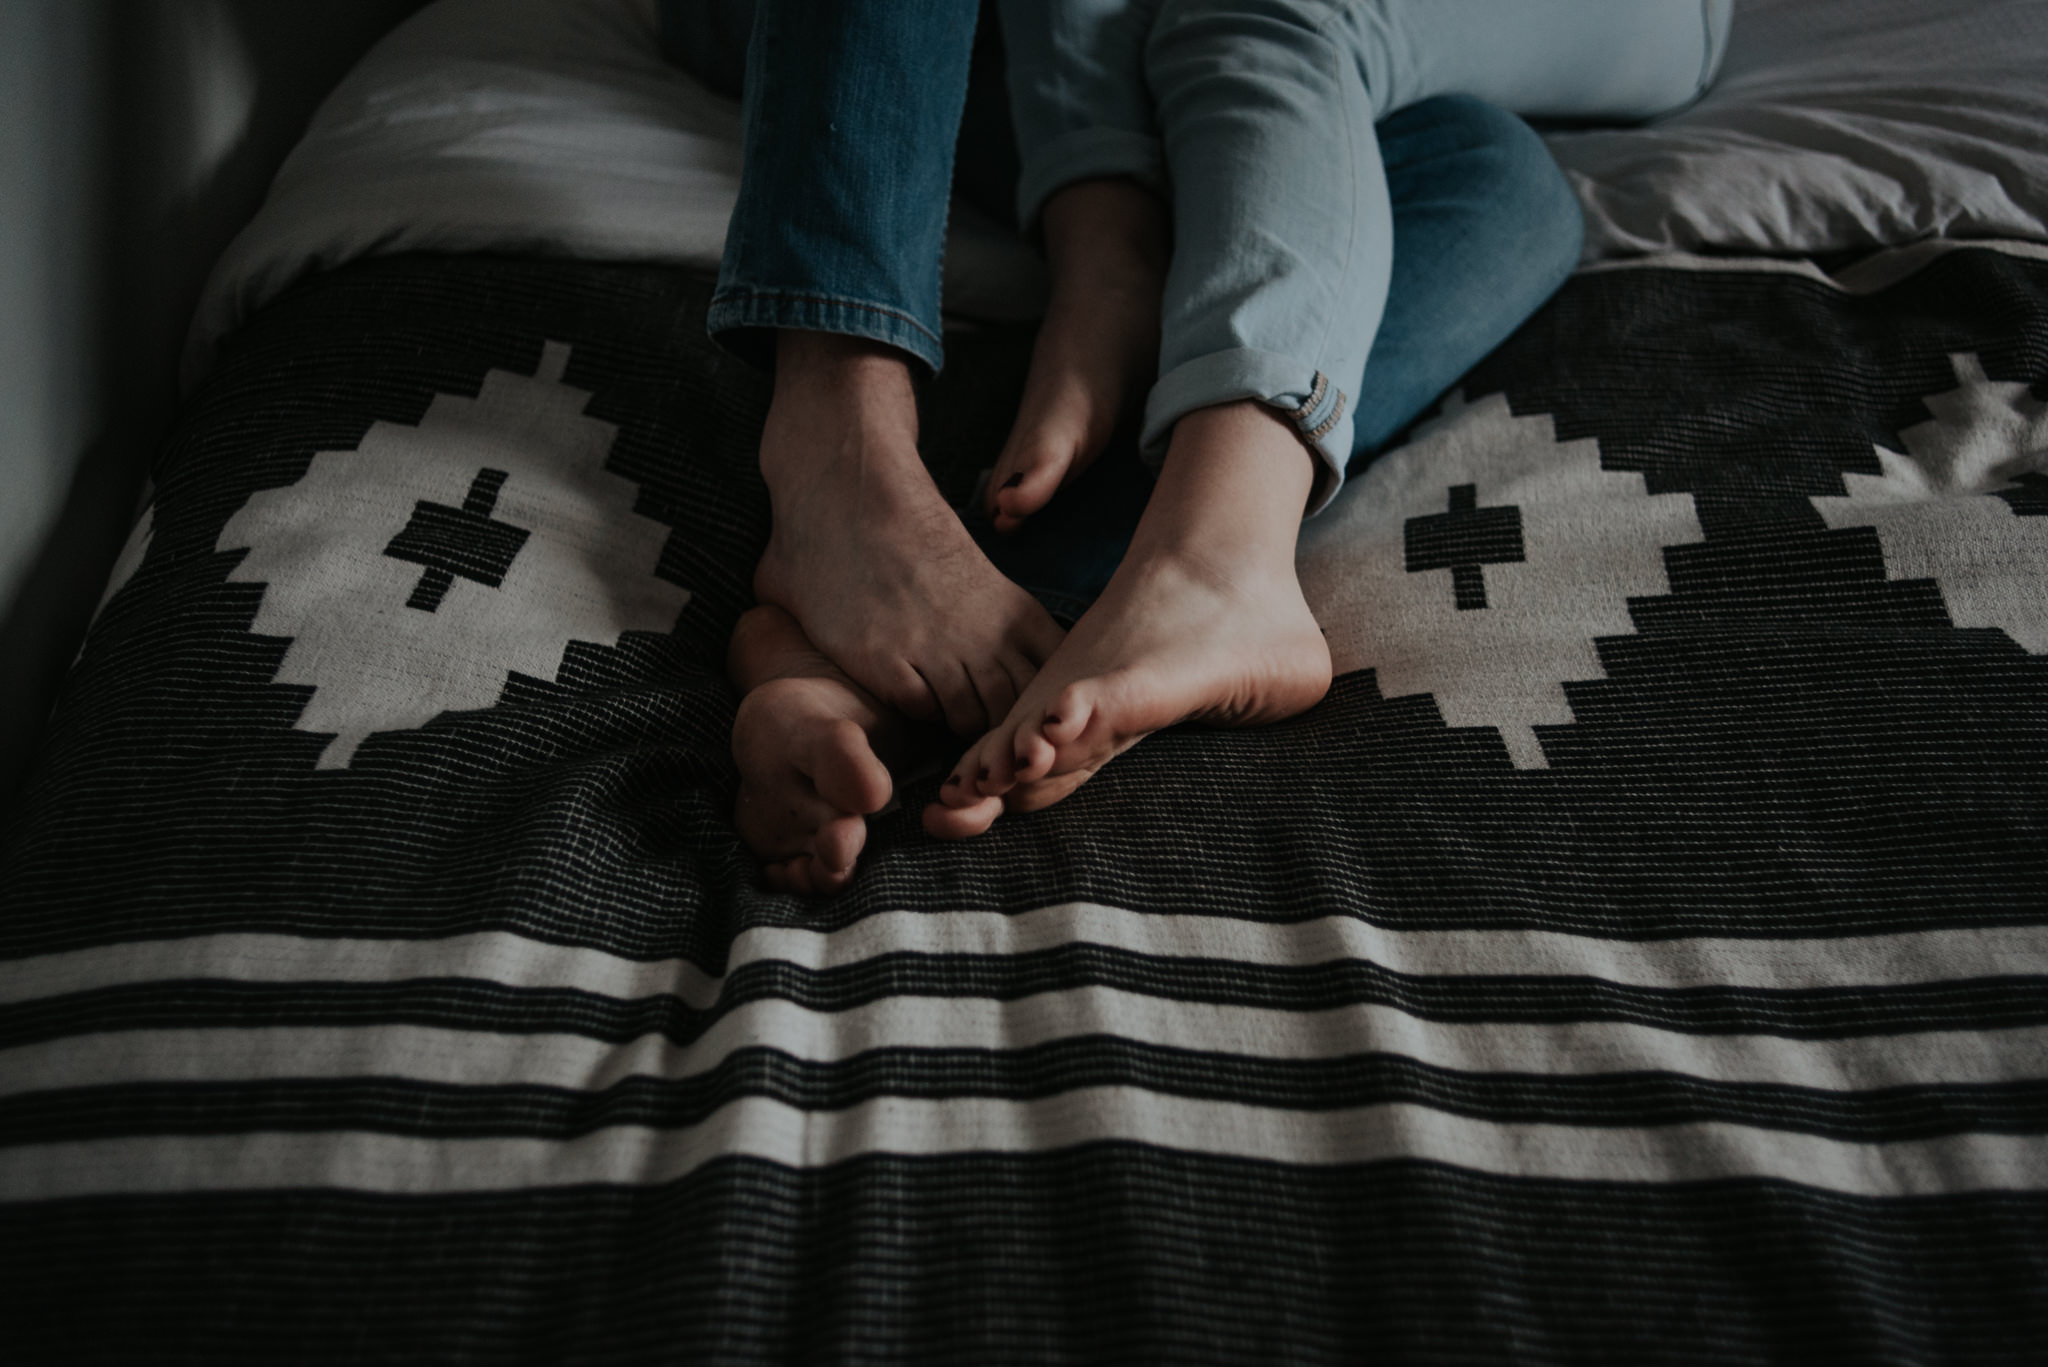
top-left (879, 659), bottom-right (942, 725)
top-left (809, 719), bottom-right (893, 816)
top-left (997, 647), bottom-right (1040, 703)
top-left (968, 658), bottom-right (1020, 732)
top-left (1016, 606), bottom-right (1067, 670)
top-left (810, 814), bottom-right (868, 882)
top-left (938, 769), bottom-right (981, 809)
top-left (1040, 684), bottom-right (1097, 748)
top-left (809, 863), bottom-right (855, 895)
top-left (923, 660), bottom-right (991, 737)
top-left (1012, 726), bottom-right (1058, 784)
top-left (943, 730), bottom-right (1013, 802)
top-left (987, 440), bottom-right (1073, 524)
top-left (923, 791), bottom-right (1004, 839)
top-left (974, 727), bottom-right (1023, 797)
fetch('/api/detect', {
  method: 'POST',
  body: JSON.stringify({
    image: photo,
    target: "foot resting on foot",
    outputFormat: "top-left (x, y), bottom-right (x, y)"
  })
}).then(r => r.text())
top-left (753, 331), bottom-right (1065, 736)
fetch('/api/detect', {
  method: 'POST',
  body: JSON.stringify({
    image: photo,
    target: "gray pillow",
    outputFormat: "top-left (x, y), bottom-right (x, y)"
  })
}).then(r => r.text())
top-left (1547, 0), bottom-right (2048, 259)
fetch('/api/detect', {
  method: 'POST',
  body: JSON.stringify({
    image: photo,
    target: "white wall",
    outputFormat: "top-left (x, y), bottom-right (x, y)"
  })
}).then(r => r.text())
top-left (0, 2), bottom-right (105, 625)
top-left (0, 0), bottom-right (428, 808)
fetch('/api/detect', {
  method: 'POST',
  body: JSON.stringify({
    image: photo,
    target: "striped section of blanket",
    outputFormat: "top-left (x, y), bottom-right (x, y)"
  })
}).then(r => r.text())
top-left (3, 248), bottom-right (2045, 1362)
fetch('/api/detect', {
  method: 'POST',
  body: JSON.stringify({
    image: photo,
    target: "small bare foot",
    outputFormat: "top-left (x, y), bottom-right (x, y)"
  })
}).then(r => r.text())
top-left (754, 331), bottom-right (1065, 736)
top-left (731, 604), bottom-right (908, 895)
top-left (985, 179), bottom-right (1168, 533)
top-left (927, 402), bottom-right (1333, 839)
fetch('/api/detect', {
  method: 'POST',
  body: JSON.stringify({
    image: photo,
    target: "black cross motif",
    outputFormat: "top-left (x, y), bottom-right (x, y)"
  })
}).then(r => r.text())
top-left (383, 468), bottom-right (531, 612)
top-left (1994, 471), bottom-right (2048, 517)
top-left (1404, 483), bottom-right (1525, 611)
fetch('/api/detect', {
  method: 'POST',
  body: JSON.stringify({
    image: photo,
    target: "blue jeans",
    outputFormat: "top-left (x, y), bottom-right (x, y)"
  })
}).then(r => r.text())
top-left (680, 0), bottom-right (993, 372)
top-left (1002, 0), bottom-right (1732, 509)
top-left (663, 1), bottom-right (1711, 605)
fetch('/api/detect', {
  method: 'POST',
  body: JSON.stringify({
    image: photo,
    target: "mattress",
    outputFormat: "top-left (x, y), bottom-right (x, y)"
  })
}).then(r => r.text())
top-left (4, 240), bottom-right (2046, 1361)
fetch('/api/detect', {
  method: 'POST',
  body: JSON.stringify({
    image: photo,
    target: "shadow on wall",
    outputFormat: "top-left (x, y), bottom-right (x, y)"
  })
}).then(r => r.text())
top-left (0, 0), bottom-right (428, 815)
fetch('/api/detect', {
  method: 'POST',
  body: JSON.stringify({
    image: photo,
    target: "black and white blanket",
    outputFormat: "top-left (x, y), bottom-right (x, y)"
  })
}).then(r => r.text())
top-left (3, 244), bottom-right (2046, 1363)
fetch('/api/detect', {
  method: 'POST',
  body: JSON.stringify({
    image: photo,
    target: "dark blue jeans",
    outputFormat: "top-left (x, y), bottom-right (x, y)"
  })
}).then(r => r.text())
top-left (662, 1), bottom-right (1586, 611)
top-left (669, 0), bottom-right (997, 372)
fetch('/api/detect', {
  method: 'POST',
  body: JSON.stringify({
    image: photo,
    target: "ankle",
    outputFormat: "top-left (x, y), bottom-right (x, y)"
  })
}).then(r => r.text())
top-left (759, 330), bottom-right (921, 487)
top-left (1134, 402), bottom-right (1318, 571)
top-left (1042, 179), bottom-right (1169, 284)
top-left (775, 329), bottom-right (916, 392)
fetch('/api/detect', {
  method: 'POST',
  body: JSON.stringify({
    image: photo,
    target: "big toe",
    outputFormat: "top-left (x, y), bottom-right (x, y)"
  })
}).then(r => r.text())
top-left (990, 443), bottom-right (1076, 528)
top-left (1015, 602), bottom-right (1068, 670)
top-left (808, 718), bottom-right (893, 815)
top-left (923, 791), bottom-right (1003, 840)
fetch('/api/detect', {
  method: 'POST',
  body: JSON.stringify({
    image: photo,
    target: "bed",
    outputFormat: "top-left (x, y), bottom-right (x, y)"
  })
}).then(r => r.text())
top-left (4, 0), bottom-right (2046, 1361)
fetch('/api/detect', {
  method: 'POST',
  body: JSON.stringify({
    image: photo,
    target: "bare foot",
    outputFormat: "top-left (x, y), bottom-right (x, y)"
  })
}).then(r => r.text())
top-left (927, 402), bottom-right (1333, 839)
top-left (985, 180), bottom-right (1168, 533)
top-left (753, 331), bottom-right (1065, 735)
top-left (731, 604), bottom-right (908, 895)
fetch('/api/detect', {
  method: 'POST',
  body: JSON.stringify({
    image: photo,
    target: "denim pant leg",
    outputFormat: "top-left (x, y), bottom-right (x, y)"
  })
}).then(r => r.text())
top-left (1345, 95), bottom-right (1582, 459)
top-left (1006, 0), bottom-right (1731, 510)
top-left (701, 0), bottom-right (981, 373)
top-left (971, 94), bottom-right (1581, 613)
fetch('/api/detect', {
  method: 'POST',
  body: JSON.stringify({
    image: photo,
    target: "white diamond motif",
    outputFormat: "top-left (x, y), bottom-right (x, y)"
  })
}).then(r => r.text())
top-left (1812, 352), bottom-right (2048, 653)
top-left (1297, 391), bottom-right (1702, 768)
top-left (216, 342), bottom-right (691, 767)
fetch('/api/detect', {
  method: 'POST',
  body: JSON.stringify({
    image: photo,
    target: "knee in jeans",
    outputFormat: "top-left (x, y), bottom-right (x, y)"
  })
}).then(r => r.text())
top-left (1411, 94), bottom-right (1584, 285)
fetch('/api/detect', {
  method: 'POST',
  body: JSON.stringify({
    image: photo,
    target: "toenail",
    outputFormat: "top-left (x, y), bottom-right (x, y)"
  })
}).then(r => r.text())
top-left (1001, 473), bottom-right (1024, 489)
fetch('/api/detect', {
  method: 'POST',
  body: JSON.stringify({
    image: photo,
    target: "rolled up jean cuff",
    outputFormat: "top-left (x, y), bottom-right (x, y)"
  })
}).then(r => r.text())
top-left (1140, 348), bottom-right (1355, 515)
top-left (1014, 127), bottom-right (1167, 234)
top-left (705, 286), bottom-right (947, 375)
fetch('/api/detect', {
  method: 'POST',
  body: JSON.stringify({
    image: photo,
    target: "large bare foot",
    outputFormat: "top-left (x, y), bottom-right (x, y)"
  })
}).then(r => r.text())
top-left (753, 331), bottom-right (1065, 736)
top-left (985, 179), bottom-right (1168, 533)
top-left (731, 604), bottom-right (908, 895)
top-left (927, 402), bottom-right (1333, 838)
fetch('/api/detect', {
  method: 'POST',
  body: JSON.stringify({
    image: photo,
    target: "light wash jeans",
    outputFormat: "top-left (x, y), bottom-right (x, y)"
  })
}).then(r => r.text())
top-left (1002, 0), bottom-right (1733, 509)
top-left (966, 91), bottom-right (1587, 616)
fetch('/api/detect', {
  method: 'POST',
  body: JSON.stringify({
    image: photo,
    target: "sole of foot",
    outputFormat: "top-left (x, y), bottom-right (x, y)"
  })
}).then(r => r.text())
top-left (929, 399), bottom-right (1333, 839)
top-left (731, 605), bottom-right (905, 896)
top-left (924, 551), bottom-right (1331, 840)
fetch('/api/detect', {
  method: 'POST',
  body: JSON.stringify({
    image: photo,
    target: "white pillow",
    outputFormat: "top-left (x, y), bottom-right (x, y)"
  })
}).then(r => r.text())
top-left (1548, 0), bottom-right (2048, 259)
top-left (185, 0), bottom-right (1046, 388)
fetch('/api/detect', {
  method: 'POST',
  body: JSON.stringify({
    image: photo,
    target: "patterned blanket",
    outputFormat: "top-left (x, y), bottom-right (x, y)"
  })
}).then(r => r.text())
top-left (3, 244), bottom-right (2045, 1363)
